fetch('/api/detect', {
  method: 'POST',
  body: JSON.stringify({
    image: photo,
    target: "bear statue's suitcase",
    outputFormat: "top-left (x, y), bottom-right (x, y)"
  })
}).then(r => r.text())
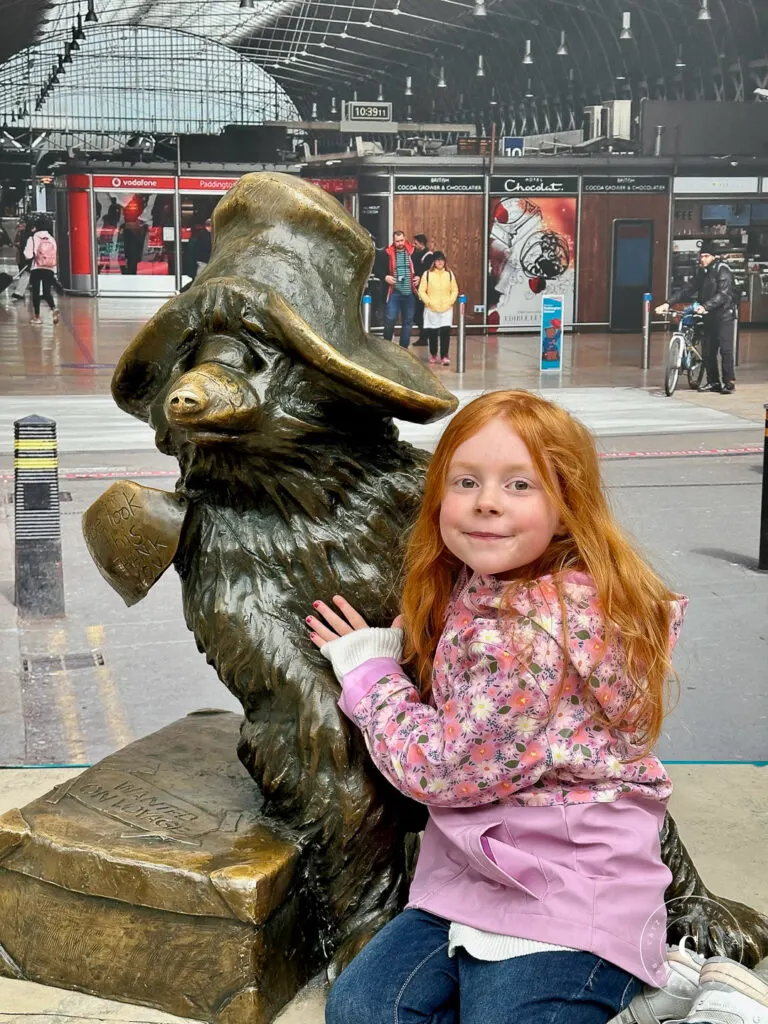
top-left (0, 710), bottom-right (314, 1024)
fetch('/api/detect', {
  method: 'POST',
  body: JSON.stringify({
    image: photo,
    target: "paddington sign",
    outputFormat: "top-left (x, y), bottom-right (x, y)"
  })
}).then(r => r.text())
top-left (490, 176), bottom-right (578, 194)
top-left (179, 177), bottom-right (239, 192)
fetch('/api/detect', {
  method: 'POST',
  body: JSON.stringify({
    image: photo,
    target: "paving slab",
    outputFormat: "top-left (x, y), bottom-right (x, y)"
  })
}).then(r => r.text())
top-left (0, 387), bottom-right (761, 456)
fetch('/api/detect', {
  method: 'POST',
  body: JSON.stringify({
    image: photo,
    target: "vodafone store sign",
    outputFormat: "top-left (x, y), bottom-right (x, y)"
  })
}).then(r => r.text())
top-left (92, 175), bottom-right (176, 190)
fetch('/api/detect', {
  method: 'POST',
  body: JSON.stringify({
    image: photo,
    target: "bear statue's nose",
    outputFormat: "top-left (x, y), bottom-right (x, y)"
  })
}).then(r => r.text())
top-left (168, 386), bottom-right (206, 415)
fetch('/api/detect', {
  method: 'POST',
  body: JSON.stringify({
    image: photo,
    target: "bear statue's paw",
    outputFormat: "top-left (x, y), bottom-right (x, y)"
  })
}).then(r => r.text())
top-left (667, 894), bottom-right (768, 968)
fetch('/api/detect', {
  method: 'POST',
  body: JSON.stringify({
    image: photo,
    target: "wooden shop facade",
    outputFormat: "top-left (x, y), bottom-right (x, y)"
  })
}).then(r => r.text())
top-left (53, 155), bottom-right (768, 332)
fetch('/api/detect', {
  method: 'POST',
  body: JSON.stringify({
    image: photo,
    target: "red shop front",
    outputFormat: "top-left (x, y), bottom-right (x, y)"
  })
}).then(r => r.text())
top-left (56, 171), bottom-right (356, 296)
top-left (57, 173), bottom-right (240, 297)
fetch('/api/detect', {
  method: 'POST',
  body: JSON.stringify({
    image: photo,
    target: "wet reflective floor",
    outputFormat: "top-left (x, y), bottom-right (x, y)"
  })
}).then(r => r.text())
top-left (2, 293), bottom-right (768, 402)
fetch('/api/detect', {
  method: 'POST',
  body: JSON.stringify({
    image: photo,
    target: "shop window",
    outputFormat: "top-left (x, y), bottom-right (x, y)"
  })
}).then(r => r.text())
top-left (95, 191), bottom-right (175, 276)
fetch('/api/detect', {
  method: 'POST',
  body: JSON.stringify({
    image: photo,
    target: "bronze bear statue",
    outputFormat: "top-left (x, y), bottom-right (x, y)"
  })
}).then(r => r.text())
top-left (85, 173), bottom-right (768, 985)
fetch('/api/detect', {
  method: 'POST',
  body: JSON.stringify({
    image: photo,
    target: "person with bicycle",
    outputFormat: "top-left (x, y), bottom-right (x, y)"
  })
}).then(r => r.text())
top-left (657, 243), bottom-right (737, 394)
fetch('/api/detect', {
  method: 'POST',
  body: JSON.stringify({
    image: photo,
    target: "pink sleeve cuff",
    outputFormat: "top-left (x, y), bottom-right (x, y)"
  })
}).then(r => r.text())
top-left (337, 657), bottom-right (404, 720)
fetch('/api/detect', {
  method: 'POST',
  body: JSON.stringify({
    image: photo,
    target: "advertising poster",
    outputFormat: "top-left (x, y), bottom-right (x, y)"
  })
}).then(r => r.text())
top-left (540, 295), bottom-right (564, 371)
top-left (487, 194), bottom-right (577, 331)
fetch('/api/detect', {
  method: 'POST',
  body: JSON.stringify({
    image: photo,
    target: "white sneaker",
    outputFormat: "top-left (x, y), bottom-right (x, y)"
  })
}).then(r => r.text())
top-left (609, 939), bottom-right (706, 1024)
top-left (670, 956), bottom-right (768, 1024)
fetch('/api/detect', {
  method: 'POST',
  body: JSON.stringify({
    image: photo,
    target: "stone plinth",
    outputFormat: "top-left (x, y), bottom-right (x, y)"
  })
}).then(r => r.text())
top-left (0, 710), bottom-right (315, 1024)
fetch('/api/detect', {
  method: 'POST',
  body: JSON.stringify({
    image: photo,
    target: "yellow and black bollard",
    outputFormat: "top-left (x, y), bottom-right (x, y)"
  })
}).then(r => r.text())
top-left (14, 415), bottom-right (65, 616)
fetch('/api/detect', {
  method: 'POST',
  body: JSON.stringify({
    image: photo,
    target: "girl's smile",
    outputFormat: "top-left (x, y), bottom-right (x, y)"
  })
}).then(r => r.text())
top-left (439, 417), bottom-right (561, 578)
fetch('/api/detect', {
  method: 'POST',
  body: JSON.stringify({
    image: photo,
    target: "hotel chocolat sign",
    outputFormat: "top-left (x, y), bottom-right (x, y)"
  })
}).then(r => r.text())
top-left (582, 176), bottom-right (669, 194)
top-left (491, 176), bottom-right (578, 194)
top-left (395, 176), bottom-right (484, 194)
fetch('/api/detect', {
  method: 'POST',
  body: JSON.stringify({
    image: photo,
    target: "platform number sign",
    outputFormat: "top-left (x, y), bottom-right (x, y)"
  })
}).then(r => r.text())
top-left (503, 136), bottom-right (525, 157)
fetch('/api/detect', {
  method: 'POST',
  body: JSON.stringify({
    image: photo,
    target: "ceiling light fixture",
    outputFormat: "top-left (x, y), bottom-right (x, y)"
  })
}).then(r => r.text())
top-left (240, 0), bottom-right (255, 8)
top-left (620, 11), bottom-right (632, 40)
top-left (523, 39), bottom-right (533, 64)
top-left (557, 31), bottom-right (568, 56)
top-left (85, 0), bottom-right (98, 23)
top-left (311, 102), bottom-right (318, 120)
top-left (331, 96), bottom-right (338, 113)
top-left (437, 64), bottom-right (447, 87)
top-left (675, 46), bottom-right (686, 68)
top-left (70, 27), bottom-right (80, 50)
top-left (391, 0), bottom-right (401, 13)
top-left (473, 0), bottom-right (487, 16)
top-left (405, 75), bottom-right (413, 96)
top-left (377, 82), bottom-right (384, 101)
top-left (75, 13), bottom-right (86, 40)
top-left (524, 78), bottom-right (534, 99)
top-left (63, 45), bottom-right (73, 64)
top-left (698, 0), bottom-right (712, 21)
top-left (476, 54), bottom-right (485, 77)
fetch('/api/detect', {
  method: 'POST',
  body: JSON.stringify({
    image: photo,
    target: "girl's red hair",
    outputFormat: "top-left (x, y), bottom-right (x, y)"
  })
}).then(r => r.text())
top-left (400, 389), bottom-right (679, 751)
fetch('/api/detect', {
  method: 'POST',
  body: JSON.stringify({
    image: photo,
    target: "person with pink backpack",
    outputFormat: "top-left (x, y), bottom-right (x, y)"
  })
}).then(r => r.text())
top-left (24, 216), bottom-right (60, 326)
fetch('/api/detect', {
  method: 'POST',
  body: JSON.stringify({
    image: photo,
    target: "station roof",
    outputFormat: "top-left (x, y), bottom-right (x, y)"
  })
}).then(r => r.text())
top-left (1, 0), bottom-right (767, 123)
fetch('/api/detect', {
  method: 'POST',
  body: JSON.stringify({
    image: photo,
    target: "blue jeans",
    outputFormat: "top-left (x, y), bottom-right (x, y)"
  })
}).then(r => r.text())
top-left (383, 291), bottom-right (415, 348)
top-left (326, 909), bottom-right (642, 1024)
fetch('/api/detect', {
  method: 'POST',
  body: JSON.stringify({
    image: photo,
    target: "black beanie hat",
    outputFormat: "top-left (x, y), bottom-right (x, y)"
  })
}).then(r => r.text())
top-left (699, 242), bottom-right (717, 257)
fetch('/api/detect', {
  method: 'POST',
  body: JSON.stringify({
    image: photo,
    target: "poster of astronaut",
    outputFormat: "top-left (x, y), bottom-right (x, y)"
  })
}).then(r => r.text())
top-left (487, 188), bottom-right (577, 331)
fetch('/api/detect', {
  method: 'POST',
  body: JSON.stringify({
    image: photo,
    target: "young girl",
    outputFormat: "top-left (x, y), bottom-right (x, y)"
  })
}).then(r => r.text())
top-left (418, 250), bottom-right (459, 366)
top-left (306, 389), bottom-right (686, 1024)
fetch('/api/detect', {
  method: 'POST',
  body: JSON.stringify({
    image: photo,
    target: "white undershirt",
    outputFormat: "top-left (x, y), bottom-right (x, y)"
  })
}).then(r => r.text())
top-left (448, 924), bottom-right (576, 961)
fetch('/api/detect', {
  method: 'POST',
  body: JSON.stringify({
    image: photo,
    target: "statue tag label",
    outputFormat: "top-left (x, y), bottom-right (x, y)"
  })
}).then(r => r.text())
top-left (82, 481), bottom-right (186, 606)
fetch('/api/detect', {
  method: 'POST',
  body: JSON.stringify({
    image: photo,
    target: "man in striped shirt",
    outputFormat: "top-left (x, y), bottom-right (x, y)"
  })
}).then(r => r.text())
top-left (383, 230), bottom-right (420, 349)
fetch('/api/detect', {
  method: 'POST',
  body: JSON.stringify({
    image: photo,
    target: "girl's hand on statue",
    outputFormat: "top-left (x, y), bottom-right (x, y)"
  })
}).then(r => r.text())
top-left (307, 595), bottom-right (368, 648)
top-left (307, 597), bottom-right (402, 648)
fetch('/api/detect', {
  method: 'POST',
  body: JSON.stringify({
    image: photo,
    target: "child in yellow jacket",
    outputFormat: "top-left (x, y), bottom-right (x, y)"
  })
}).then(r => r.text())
top-left (418, 251), bottom-right (459, 366)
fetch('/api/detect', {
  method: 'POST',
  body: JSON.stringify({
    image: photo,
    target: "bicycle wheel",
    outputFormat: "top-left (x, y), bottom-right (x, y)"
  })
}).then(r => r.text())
top-left (687, 349), bottom-right (705, 390)
top-left (664, 336), bottom-right (683, 396)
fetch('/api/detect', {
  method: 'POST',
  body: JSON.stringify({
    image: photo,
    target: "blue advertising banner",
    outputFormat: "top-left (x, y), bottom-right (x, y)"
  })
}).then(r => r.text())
top-left (540, 294), bottom-right (564, 371)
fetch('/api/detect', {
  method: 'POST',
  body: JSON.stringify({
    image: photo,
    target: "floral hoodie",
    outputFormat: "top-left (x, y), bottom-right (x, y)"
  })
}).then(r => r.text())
top-left (341, 570), bottom-right (687, 808)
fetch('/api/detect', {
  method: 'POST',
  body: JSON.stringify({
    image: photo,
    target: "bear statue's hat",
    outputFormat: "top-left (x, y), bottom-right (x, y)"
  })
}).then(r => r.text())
top-left (112, 172), bottom-right (457, 425)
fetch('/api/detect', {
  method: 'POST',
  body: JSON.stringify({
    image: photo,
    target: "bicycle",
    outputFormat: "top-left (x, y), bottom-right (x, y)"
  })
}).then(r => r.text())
top-left (663, 307), bottom-right (706, 396)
